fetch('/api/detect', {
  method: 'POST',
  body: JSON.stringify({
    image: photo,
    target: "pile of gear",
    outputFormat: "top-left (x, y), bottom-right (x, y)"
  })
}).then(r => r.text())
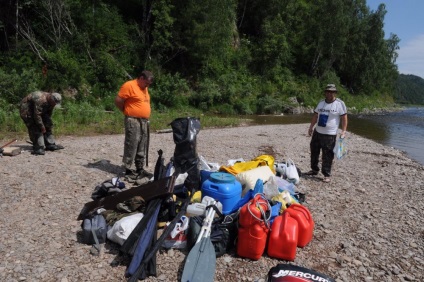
top-left (77, 117), bottom-right (335, 282)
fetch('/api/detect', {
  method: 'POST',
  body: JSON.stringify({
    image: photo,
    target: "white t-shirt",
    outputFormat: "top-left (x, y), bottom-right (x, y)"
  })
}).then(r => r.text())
top-left (314, 98), bottom-right (347, 135)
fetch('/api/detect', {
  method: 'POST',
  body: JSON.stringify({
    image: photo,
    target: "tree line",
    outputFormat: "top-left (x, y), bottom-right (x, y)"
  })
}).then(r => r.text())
top-left (0, 0), bottom-right (405, 115)
top-left (395, 75), bottom-right (424, 105)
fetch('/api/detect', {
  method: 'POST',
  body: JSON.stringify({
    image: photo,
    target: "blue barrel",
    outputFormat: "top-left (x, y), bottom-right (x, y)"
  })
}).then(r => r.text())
top-left (200, 170), bottom-right (213, 186)
top-left (201, 172), bottom-right (242, 214)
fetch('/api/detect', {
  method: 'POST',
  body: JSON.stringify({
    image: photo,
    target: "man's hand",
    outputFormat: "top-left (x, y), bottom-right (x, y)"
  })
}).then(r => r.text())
top-left (115, 96), bottom-right (125, 112)
top-left (41, 127), bottom-right (46, 134)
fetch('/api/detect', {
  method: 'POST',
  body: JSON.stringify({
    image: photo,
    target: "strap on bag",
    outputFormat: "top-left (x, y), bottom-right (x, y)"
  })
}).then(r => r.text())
top-left (146, 120), bottom-right (150, 167)
top-left (90, 226), bottom-right (101, 256)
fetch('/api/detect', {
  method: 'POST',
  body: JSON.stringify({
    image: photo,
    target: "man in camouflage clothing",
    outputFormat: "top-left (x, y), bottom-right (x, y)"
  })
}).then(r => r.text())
top-left (20, 91), bottom-right (64, 155)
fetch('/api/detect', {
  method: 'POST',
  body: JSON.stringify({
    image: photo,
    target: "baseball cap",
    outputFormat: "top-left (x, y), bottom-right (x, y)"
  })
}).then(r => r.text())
top-left (52, 93), bottom-right (62, 103)
top-left (51, 93), bottom-right (62, 108)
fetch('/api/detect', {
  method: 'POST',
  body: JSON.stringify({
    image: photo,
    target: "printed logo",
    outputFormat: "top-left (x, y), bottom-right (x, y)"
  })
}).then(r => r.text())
top-left (272, 270), bottom-right (331, 282)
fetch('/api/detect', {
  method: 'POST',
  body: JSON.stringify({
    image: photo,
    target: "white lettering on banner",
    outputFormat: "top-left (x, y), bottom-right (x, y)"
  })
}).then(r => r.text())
top-left (272, 270), bottom-right (330, 282)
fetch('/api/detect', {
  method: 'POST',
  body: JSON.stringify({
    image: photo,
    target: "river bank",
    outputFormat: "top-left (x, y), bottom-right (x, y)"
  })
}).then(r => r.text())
top-left (248, 106), bottom-right (424, 166)
top-left (0, 124), bottom-right (423, 281)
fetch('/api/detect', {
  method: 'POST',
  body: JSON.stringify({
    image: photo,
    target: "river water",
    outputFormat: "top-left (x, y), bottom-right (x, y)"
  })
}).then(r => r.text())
top-left (247, 107), bottom-right (424, 166)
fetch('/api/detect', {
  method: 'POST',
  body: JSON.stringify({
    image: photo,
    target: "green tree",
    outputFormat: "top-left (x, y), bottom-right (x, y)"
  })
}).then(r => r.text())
top-left (0, 0), bottom-right (409, 117)
top-left (170, 0), bottom-right (237, 75)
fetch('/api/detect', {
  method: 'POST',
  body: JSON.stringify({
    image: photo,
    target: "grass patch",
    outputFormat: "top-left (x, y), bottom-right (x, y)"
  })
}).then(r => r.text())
top-left (0, 105), bottom-right (249, 141)
top-left (0, 98), bottom-right (400, 142)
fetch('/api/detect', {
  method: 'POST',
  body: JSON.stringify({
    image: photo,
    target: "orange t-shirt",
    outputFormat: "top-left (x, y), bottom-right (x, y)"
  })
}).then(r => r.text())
top-left (118, 79), bottom-right (151, 118)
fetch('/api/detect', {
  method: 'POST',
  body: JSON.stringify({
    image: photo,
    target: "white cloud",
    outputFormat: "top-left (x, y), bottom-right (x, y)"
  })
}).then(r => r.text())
top-left (397, 34), bottom-right (424, 78)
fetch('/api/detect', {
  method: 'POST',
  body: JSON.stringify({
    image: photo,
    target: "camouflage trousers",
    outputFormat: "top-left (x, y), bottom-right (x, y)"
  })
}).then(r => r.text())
top-left (310, 130), bottom-right (336, 177)
top-left (122, 116), bottom-right (149, 171)
top-left (21, 117), bottom-right (56, 150)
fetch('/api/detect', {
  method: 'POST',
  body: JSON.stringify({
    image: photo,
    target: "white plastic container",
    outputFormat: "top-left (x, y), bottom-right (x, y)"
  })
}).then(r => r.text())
top-left (186, 196), bottom-right (224, 217)
top-left (186, 203), bottom-right (207, 217)
top-left (201, 195), bottom-right (223, 213)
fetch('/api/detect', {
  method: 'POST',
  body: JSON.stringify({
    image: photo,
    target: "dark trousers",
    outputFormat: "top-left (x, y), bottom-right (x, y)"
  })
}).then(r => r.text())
top-left (310, 130), bottom-right (336, 177)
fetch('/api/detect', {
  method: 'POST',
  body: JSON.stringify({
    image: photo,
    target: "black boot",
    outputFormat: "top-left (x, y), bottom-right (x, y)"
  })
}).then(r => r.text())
top-left (124, 169), bottom-right (138, 182)
top-left (138, 169), bottom-right (154, 179)
top-left (128, 169), bottom-right (153, 180)
top-left (32, 148), bottom-right (45, 155)
top-left (46, 144), bottom-right (64, 151)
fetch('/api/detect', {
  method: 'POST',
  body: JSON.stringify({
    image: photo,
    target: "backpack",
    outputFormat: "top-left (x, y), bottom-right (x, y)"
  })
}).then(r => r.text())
top-left (91, 177), bottom-right (125, 200)
top-left (81, 213), bottom-right (107, 256)
top-left (187, 209), bottom-right (239, 257)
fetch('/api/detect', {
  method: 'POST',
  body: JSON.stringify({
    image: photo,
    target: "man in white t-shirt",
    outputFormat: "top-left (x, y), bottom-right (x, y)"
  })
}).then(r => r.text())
top-left (307, 84), bottom-right (348, 183)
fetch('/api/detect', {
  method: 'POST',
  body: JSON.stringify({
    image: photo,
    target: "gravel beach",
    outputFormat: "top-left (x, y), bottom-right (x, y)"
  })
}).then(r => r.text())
top-left (1, 123), bottom-right (423, 282)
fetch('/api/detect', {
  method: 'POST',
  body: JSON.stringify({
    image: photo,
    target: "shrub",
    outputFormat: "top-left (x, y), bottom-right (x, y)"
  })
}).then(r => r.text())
top-left (0, 68), bottom-right (42, 104)
top-left (256, 95), bottom-right (283, 114)
top-left (209, 103), bottom-right (236, 115)
top-left (234, 100), bottom-right (254, 115)
top-left (151, 73), bottom-right (190, 110)
top-left (189, 79), bottom-right (221, 110)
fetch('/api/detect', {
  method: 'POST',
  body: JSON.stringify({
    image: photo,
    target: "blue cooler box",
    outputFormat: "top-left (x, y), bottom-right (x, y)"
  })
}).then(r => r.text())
top-left (201, 172), bottom-right (242, 214)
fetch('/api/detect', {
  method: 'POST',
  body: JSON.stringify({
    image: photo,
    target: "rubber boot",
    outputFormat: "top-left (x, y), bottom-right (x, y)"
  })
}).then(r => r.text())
top-left (45, 144), bottom-right (64, 151)
top-left (32, 148), bottom-right (45, 155)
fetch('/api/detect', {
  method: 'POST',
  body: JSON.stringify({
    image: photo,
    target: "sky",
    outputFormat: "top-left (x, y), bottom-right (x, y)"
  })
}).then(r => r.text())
top-left (367, 0), bottom-right (424, 79)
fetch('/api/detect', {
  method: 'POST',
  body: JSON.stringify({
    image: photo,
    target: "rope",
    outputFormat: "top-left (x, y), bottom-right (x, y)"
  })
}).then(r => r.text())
top-left (247, 193), bottom-right (271, 229)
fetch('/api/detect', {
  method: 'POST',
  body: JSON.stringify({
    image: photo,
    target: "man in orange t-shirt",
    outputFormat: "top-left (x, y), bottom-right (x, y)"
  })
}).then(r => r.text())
top-left (115, 70), bottom-right (154, 181)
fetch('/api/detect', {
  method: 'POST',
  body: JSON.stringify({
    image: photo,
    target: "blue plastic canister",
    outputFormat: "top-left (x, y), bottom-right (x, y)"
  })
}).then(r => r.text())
top-left (201, 172), bottom-right (242, 214)
top-left (200, 170), bottom-right (213, 186)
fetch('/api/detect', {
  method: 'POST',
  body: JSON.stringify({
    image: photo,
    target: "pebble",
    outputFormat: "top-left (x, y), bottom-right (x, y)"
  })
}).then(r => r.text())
top-left (0, 124), bottom-right (423, 281)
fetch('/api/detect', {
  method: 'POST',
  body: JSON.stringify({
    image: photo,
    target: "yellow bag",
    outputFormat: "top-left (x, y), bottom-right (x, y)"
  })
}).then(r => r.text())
top-left (252, 155), bottom-right (275, 174)
top-left (271, 190), bottom-right (297, 212)
top-left (219, 160), bottom-right (267, 175)
top-left (219, 154), bottom-right (275, 175)
top-left (190, 190), bottom-right (202, 203)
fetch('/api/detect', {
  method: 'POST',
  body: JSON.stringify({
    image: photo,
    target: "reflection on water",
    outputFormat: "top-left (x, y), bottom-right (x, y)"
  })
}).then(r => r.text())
top-left (246, 113), bottom-right (390, 142)
top-left (246, 107), bottom-right (424, 165)
top-left (348, 115), bottom-right (390, 143)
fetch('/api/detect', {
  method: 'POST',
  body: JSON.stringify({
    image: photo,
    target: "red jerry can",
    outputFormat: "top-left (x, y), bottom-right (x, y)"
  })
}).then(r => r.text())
top-left (267, 212), bottom-right (298, 261)
top-left (237, 194), bottom-right (270, 260)
top-left (284, 204), bottom-right (314, 247)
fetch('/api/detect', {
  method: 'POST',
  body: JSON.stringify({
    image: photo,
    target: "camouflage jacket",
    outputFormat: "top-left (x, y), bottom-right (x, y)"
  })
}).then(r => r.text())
top-left (20, 91), bottom-right (54, 130)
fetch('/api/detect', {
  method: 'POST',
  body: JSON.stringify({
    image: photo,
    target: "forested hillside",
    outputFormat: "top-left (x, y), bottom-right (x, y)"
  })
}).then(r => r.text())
top-left (395, 74), bottom-right (424, 105)
top-left (0, 0), bottom-right (403, 115)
